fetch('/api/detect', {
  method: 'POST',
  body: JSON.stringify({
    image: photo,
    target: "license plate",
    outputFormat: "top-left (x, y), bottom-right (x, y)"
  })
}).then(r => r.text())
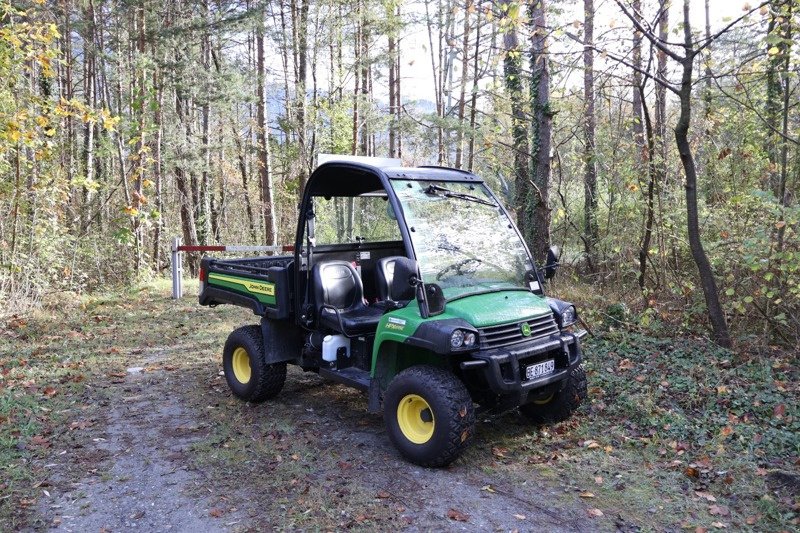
top-left (526, 359), bottom-right (555, 380)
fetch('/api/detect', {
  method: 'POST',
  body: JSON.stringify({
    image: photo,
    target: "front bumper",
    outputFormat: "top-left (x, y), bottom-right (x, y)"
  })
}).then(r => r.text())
top-left (459, 330), bottom-right (586, 405)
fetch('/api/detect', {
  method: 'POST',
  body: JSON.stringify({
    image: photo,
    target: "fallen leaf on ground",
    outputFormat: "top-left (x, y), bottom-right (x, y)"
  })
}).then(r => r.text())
top-left (587, 508), bottom-right (604, 518)
top-left (447, 508), bottom-right (469, 522)
top-left (594, 476), bottom-right (603, 484)
top-left (481, 485), bottom-right (496, 493)
top-left (711, 521), bottom-right (727, 529)
top-left (709, 504), bottom-right (730, 516)
top-left (513, 514), bottom-right (526, 520)
top-left (209, 508), bottom-right (224, 518)
top-left (30, 435), bottom-right (50, 448)
top-left (579, 492), bottom-right (595, 498)
top-left (695, 491), bottom-right (717, 502)
top-left (376, 491), bottom-right (390, 499)
top-left (492, 446), bottom-right (508, 458)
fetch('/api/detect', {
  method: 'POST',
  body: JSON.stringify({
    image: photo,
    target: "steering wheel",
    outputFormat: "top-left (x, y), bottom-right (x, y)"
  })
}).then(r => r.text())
top-left (436, 257), bottom-right (482, 281)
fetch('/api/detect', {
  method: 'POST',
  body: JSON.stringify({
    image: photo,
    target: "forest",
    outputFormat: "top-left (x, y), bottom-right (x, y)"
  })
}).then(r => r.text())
top-left (1, 0), bottom-right (798, 347)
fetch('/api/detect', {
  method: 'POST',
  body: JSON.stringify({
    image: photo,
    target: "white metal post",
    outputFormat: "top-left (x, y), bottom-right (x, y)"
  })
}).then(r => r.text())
top-left (171, 236), bottom-right (182, 299)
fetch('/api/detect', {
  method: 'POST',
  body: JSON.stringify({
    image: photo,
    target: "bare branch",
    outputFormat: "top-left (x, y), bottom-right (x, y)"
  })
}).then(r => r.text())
top-left (564, 31), bottom-right (679, 95)
top-left (693, 1), bottom-right (771, 56)
top-left (613, 0), bottom-right (683, 62)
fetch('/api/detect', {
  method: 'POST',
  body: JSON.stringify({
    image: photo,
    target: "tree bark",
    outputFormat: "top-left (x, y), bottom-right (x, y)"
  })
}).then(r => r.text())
top-left (454, 3), bottom-right (471, 169)
top-left (500, 0), bottom-right (530, 244)
top-left (467, 5), bottom-right (482, 172)
top-left (527, 0), bottom-right (552, 262)
top-left (674, 0), bottom-right (731, 348)
top-left (583, 0), bottom-right (598, 271)
top-left (256, 17), bottom-right (277, 246)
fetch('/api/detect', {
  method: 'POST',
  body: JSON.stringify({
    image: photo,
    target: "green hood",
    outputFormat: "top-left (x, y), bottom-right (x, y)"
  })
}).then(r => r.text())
top-left (443, 290), bottom-right (552, 328)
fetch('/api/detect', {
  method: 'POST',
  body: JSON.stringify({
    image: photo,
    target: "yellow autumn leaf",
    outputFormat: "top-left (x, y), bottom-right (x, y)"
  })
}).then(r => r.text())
top-left (36, 115), bottom-right (48, 127)
top-left (123, 206), bottom-right (139, 216)
top-left (102, 115), bottom-right (120, 132)
top-left (142, 179), bottom-right (155, 189)
top-left (768, 46), bottom-right (780, 55)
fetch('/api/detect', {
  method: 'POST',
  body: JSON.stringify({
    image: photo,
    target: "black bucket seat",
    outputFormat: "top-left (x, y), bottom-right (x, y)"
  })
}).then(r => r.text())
top-left (313, 260), bottom-right (383, 336)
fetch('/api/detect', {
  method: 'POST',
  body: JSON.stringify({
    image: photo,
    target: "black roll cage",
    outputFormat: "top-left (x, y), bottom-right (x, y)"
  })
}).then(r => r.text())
top-left (292, 161), bottom-right (543, 326)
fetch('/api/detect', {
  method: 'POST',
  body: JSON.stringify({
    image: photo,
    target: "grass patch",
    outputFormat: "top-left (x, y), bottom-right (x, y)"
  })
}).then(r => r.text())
top-left (482, 331), bottom-right (799, 531)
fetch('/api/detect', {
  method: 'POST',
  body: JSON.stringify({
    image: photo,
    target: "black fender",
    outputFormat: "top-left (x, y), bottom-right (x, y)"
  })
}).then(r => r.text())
top-left (260, 317), bottom-right (303, 364)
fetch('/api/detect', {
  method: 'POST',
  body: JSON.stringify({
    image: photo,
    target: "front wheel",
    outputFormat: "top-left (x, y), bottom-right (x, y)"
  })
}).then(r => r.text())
top-left (223, 325), bottom-right (286, 403)
top-left (519, 365), bottom-right (588, 424)
top-left (383, 365), bottom-right (475, 467)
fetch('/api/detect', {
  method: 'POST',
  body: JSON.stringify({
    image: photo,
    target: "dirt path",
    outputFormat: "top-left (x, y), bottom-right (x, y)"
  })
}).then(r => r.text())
top-left (39, 366), bottom-right (244, 532)
top-left (35, 350), bottom-right (591, 532)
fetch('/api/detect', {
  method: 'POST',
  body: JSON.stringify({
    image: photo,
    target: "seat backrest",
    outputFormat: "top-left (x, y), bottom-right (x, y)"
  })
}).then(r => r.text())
top-left (313, 261), bottom-right (364, 311)
top-left (375, 256), bottom-right (398, 301)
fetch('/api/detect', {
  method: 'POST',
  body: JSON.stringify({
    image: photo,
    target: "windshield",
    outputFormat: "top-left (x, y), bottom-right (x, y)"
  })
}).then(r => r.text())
top-left (391, 179), bottom-right (533, 299)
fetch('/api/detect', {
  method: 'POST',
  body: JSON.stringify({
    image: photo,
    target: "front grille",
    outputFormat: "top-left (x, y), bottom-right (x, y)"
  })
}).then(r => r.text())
top-left (478, 314), bottom-right (559, 350)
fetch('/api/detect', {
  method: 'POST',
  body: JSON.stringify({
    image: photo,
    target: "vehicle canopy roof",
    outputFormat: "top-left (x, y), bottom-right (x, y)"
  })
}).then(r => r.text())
top-left (307, 161), bottom-right (484, 198)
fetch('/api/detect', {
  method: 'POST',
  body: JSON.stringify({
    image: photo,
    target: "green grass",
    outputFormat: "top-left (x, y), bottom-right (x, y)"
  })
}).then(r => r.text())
top-left (479, 331), bottom-right (799, 531)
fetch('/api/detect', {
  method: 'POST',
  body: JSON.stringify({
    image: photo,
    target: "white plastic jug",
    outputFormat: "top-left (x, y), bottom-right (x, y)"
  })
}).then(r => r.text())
top-left (322, 334), bottom-right (350, 362)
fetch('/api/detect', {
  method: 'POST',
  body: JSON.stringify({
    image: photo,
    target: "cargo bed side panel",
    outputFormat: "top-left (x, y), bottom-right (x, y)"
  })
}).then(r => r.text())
top-left (199, 256), bottom-right (294, 319)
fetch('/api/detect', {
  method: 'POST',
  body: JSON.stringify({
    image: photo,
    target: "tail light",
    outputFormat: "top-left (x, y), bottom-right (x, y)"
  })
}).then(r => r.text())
top-left (199, 267), bottom-right (206, 282)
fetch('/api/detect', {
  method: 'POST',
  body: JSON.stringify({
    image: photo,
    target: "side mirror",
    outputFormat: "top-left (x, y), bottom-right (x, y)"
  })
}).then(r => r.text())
top-left (390, 257), bottom-right (419, 301)
top-left (544, 245), bottom-right (560, 280)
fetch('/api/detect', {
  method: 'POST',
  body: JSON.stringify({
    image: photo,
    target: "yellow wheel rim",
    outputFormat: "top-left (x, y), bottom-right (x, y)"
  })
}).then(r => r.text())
top-left (232, 347), bottom-right (251, 384)
top-left (397, 394), bottom-right (435, 444)
top-left (532, 394), bottom-right (554, 405)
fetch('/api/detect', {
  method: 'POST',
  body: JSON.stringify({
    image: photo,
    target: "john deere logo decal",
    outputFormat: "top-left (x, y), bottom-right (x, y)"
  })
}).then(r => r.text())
top-left (521, 322), bottom-right (532, 336)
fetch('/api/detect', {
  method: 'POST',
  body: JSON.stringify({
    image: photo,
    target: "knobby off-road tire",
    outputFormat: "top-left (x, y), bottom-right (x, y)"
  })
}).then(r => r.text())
top-left (384, 365), bottom-right (475, 467)
top-left (223, 325), bottom-right (286, 403)
top-left (519, 364), bottom-right (588, 424)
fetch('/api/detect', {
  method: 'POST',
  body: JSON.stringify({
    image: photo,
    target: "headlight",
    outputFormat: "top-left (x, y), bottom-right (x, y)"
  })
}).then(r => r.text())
top-left (561, 306), bottom-right (577, 327)
top-left (464, 332), bottom-right (476, 346)
top-left (450, 330), bottom-right (465, 349)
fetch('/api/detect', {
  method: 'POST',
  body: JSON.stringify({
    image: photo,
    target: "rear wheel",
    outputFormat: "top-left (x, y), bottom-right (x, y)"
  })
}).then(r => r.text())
top-left (384, 365), bottom-right (475, 467)
top-left (519, 365), bottom-right (587, 424)
top-left (223, 325), bottom-right (286, 403)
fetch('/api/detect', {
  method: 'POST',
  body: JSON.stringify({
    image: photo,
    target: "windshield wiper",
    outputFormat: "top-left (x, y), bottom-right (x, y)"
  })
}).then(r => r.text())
top-left (424, 184), bottom-right (497, 207)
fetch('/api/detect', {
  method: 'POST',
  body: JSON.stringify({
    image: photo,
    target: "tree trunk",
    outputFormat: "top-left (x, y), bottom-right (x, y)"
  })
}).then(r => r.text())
top-left (467, 5), bottom-right (482, 172)
top-left (675, 0), bottom-right (731, 348)
top-left (292, 0), bottom-right (309, 195)
top-left (582, 0), bottom-right (598, 272)
top-left (388, 2), bottom-right (397, 158)
top-left (232, 119), bottom-right (258, 242)
top-left (131, 3), bottom-right (147, 273)
top-left (454, 3), bottom-right (471, 169)
top-left (638, 86), bottom-right (658, 293)
top-left (256, 19), bottom-right (277, 246)
top-left (500, 0), bottom-right (530, 244)
top-left (199, 0), bottom-right (212, 245)
top-left (631, 0), bottom-right (644, 152)
top-left (527, 0), bottom-right (552, 262)
top-left (151, 67), bottom-right (164, 268)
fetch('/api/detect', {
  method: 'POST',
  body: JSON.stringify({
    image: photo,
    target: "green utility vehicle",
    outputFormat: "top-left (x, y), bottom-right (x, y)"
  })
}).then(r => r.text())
top-left (199, 158), bottom-right (587, 466)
